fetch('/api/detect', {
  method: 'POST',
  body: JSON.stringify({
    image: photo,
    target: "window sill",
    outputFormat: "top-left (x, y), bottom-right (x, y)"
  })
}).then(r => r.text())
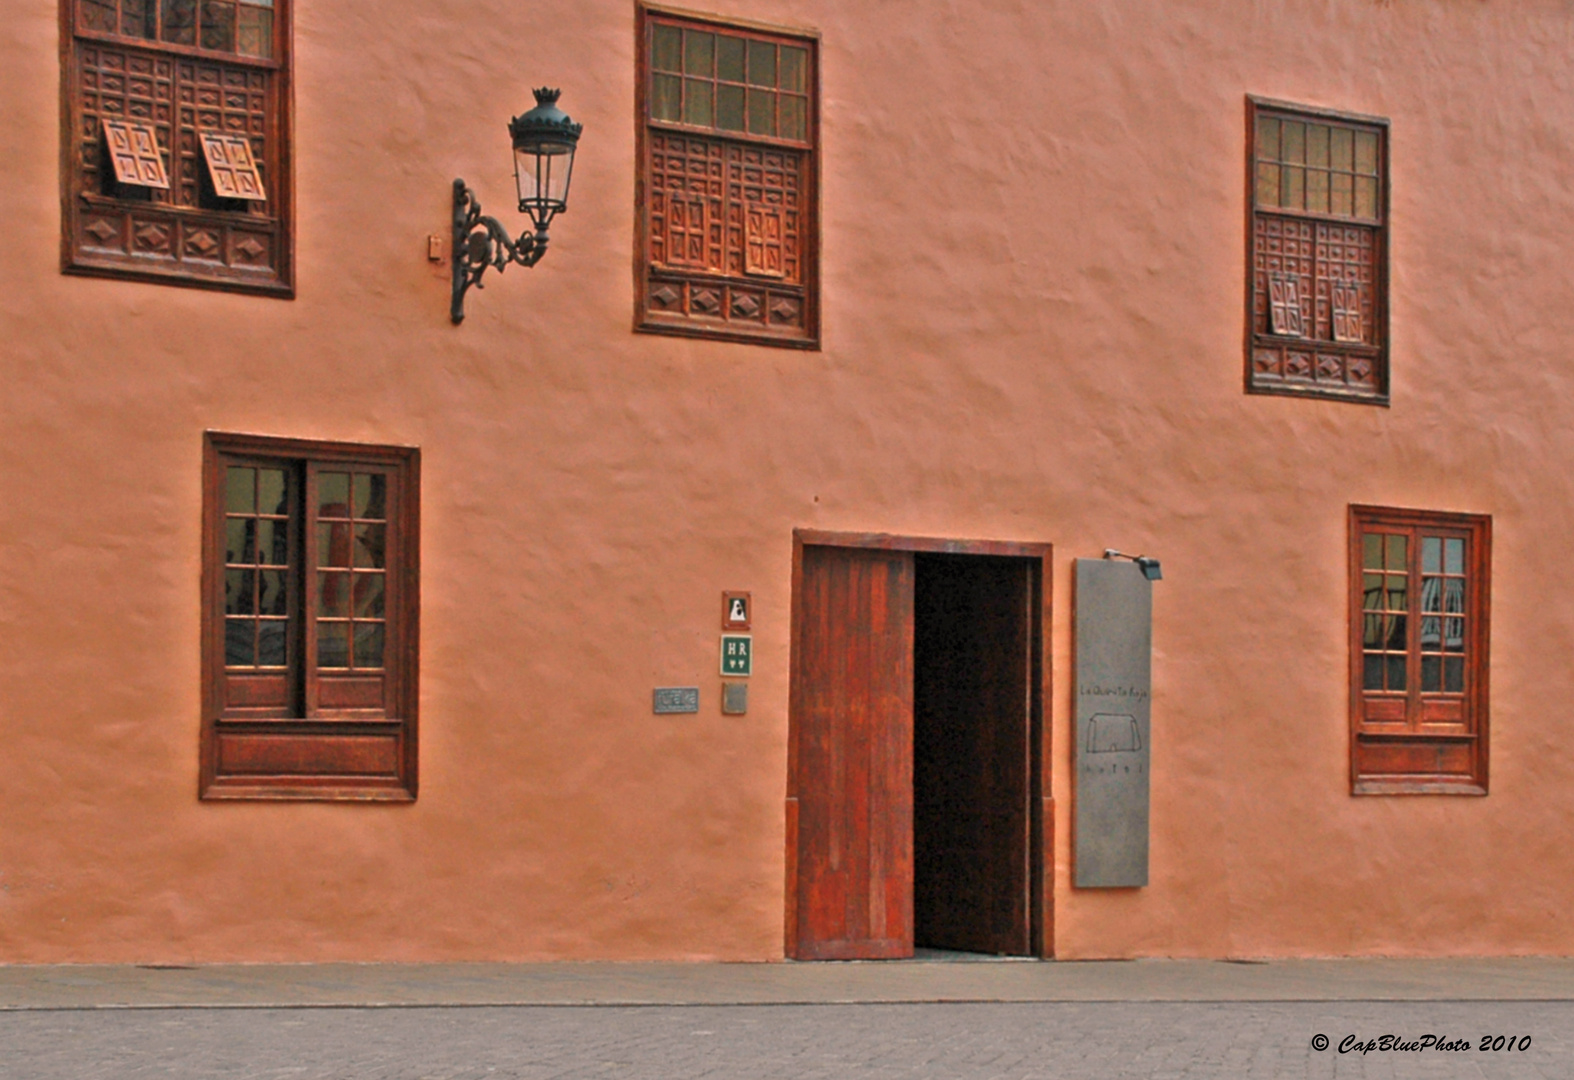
top-left (68, 198), bottom-right (290, 297)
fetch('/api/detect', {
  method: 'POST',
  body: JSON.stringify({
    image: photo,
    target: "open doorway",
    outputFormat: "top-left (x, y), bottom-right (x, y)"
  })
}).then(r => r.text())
top-left (787, 533), bottom-right (1048, 960)
top-left (913, 553), bottom-right (1033, 956)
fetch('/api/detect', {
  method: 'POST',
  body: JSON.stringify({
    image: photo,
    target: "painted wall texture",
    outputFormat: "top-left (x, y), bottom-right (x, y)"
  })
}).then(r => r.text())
top-left (3, 0), bottom-right (1574, 962)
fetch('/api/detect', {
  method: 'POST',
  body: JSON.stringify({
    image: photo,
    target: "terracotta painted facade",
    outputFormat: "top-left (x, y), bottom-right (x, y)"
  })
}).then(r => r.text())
top-left (4, 0), bottom-right (1574, 962)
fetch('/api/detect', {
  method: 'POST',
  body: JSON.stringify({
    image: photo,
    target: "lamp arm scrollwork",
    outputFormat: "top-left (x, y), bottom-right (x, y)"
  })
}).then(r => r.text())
top-left (450, 178), bottom-right (549, 324)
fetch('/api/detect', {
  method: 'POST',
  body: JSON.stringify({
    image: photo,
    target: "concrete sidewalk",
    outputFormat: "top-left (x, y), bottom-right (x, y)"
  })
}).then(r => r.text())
top-left (3, 954), bottom-right (1573, 1009)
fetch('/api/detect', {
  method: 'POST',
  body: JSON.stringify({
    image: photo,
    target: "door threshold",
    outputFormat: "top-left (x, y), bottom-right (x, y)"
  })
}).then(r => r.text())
top-left (910, 947), bottom-right (1040, 963)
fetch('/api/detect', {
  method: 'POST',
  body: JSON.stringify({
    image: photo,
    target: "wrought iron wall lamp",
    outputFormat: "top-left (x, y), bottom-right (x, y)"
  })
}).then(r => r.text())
top-left (1104, 549), bottom-right (1163, 581)
top-left (451, 88), bottom-right (583, 324)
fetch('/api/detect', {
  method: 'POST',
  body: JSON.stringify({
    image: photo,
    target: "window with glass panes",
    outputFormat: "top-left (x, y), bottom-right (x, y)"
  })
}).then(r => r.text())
top-left (202, 433), bottom-right (418, 801)
top-left (62, 0), bottom-right (293, 295)
top-left (1248, 98), bottom-right (1386, 402)
top-left (637, 6), bottom-right (818, 346)
top-left (1349, 506), bottom-right (1490, 795)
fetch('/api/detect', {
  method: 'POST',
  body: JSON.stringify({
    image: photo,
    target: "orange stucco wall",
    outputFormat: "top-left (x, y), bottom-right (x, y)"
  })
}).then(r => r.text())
top-left (4, 0), bottom-right (1574, 962)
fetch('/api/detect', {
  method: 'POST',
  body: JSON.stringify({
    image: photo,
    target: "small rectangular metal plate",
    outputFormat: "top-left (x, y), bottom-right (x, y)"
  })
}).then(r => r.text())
top-left (653, 687), bottom-right (700, 714)
top-left (1074, 558), bottom-right (1152, 888)
top-left (721, 682), bottom-right (748, 715)
top-left (720, 634), bottom-right (752, 676)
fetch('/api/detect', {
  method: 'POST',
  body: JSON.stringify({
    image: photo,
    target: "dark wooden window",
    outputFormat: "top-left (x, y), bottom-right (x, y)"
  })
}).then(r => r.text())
top-left (61, 0), bottom-right (293, 295)
top-left (636, 6), bottom-right (818, 347)
top-left (1349, 506), bottom-right (1490, 794)
top-left (1247, 98), bottom-right (1387, 402)
top-left (202, 433), bottom-right (418, 800)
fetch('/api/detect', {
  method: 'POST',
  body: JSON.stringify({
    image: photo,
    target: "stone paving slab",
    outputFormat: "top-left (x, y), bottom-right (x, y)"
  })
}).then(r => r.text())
top-left (2, 957), bottom-right (1573, 1009)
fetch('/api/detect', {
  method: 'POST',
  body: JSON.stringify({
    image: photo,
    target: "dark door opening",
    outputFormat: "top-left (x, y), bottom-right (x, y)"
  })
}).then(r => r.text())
top-left (913, 553), bottom-right (1033, 956)
top-left (788, 536), bottom-right (1042, 961)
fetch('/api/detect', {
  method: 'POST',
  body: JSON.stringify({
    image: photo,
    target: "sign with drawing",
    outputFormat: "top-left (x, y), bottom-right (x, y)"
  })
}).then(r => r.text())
top-left (1074, 558), bottom-right (1153, 888)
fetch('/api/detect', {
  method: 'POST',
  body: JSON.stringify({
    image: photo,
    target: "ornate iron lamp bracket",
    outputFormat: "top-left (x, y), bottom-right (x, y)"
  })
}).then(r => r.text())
top-left (450, 178), bottom-right (548, 324)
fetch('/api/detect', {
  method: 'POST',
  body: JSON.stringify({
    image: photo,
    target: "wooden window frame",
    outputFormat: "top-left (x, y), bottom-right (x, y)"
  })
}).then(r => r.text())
top-left (1349, 505), bottom-right (1490, 795)
top-left (202, 432), bottom-right (419, 801)
top-left (60, 0), bottom-right (295, 297)
top-left (635, 4), bottom-right (820, 348)
top-left (1246, 97), bottom-right (1388, 404)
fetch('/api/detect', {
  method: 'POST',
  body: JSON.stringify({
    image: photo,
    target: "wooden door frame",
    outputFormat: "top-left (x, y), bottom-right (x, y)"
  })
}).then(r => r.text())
top-left (786, 529), bottom-right (1054, 959)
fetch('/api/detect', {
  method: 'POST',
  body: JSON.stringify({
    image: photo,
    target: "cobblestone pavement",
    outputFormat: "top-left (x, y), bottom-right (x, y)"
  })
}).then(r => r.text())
top-left (3, 1001), bottom-right (1570, 1079)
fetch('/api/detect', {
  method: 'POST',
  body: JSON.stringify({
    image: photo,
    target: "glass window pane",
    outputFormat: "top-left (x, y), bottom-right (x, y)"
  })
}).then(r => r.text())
top-left (652, 74), bottom-right (681, 122)
top-left (1386, 614), bottom-right (1406, 650)
top-left (257, 619), bottom-right (286, 667)
top-left (1444, 617), bottom-right (1465, 652)
top-left (353, 474), bottom-right (386, 520)
top-left (161, 0), bottom-right (196, 44)
top-left (748, 89), bottom-right (776, 136)
top-left (1306, 169), bottom-right (1328, 214)
top-left (684, 30), bottom-right (714, 76)
top-left (1363, 653), bottom-right (1383, 691)
top-left (317, 522), bottom-right (351, 567)
top-left (225, 618), bottom-right (255, 666)
top-left (1330, 127), bottom-right (1354, 172)
top-left (1385, 576), bottom-right (1406, 612)
top-left (225, 568), bottom-right (255, 615)
top-left (318, 473), bottom-right (350, 517)
top-left (79, 0), bottom-right (115, 32)
top-left (200, 0), bottom-right (235, 51)
top-left (717, 35), bottom-right (745, 81)
top-left (1444, 578), bottom-right (1466, 614)
top-left (122, 0), bottom-right (157, 37)
top-left (258, 569), bottom-right (287, 615)
top-left (717, 85), bottom-right (745, 131)
top-left (354, 524), bottom-right (386, 569)
top-left (1283, 166), bottom-right (1304, 209)
top-left (256, 518), bottom-right (287, 566)
top-left (1306, 123), bottom-right (1329, 168)
top-left (226, 519), bottom-right (254, 565)
top-left (226, 467), bottom-right (255, 514)
top-left (1281, 122), bottom-right (1305, 164)
top-left (1385, 534), bottom-right (1407, 571)
top-left (1256, 162), bottom-right (1279, 207)
top-left (317, 571), bottom-right (349, 617)
top-left (1331, 172), bottom-right (1353, 217)
top-left (780, 95), bottom-right (807, 141)
top-left (236, 3), bottom-right (271, 57)
top-left (1355, 130), bottom-right (1378, 175)
top-left (1421, 536), bottom-right (1442, 573)
top-left (747, 39), bottom-right (776, 86)
top-left (1421, 654), bottom-right (1440, 691)
top-left (1362, 534), bottom-right (1382, 570)
top-left (652, 24), bottom-right (682, 72)
top-left (1355, 176), bottom-right (1378, 221)
top-left (1420, 615), bottom-right (1441, 649)
top-left (353, 623), bottom-right (386, 669)
top-left (780, 46), bottom-right (806, 92)
top-left (317, 622), bottom-right (349, 668)
top-left (259, 468), bottom-right (287, 515)
top-left (1386, 653), bottom-right (1407, 691)
top-left (354, 573), bottom-right (385, 618)
top-left (683, 79), bottom-right (713, 126)
top-left (1363, 573), bottom-right (1383, 611)
top-left (1255, 116), bottom-right (1280, 162)
top-left (1363, 612), bottom-right (1384, 648)
top-left (1420, 576), bottom-right (1442, 613)
top-left (1444, 656), bottom-right (1464, 692)
top-left (1445, 538), bottom-right (1465, 575)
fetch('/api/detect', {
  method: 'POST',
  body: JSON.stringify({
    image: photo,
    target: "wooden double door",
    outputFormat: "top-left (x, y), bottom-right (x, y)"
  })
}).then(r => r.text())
top-left (786, 533), bottom-right (1051, 959)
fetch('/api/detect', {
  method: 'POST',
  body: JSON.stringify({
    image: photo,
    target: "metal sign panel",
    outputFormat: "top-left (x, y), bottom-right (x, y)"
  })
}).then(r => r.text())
top-left (1074, 558), bottom-right (1152, 887)
top-left (653, 687), bottom-right (700, 714)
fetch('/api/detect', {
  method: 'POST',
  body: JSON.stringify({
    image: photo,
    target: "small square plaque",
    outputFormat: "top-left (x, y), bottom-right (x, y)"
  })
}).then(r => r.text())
top-left (722, 591), bottom-right (752, 630)
top-left (653, 686), bottom-right (700, 714)
top-left (721, 682), bottom-right (748, 715)
top-left (720, 634), bottom-right (752, 677)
